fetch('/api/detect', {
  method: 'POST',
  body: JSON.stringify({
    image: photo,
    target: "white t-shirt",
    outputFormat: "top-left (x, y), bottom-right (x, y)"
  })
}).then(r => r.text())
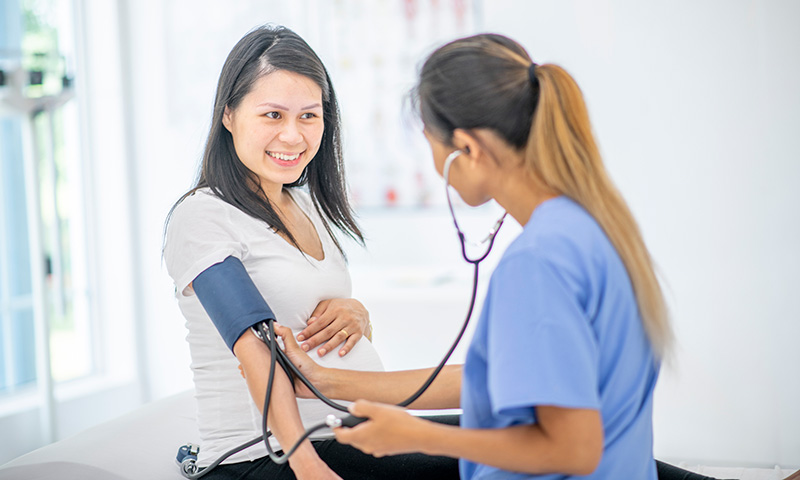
top-left (164, 187), bottom-right (384, 466)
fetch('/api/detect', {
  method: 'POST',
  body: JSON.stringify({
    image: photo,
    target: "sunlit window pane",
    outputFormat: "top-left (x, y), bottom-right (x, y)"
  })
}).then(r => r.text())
top-left (1, 120), bottom-right (33, 298)
top-left (0, 116), bottom-right (37, 393)
top-left (0, 0), bottom-right (93, 393)
top-left (23, 0), bottom-right (93, 384)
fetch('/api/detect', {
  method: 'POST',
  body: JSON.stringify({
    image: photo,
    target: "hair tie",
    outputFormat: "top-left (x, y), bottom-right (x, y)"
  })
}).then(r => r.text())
top-left (528, 63), bottom-right (538, 85)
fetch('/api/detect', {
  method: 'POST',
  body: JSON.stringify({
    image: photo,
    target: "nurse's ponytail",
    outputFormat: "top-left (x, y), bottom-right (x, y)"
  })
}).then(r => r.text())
top-left (415, 34), bottom-right (672, 357)
top-left (528, 64), bottom-right (672, 358)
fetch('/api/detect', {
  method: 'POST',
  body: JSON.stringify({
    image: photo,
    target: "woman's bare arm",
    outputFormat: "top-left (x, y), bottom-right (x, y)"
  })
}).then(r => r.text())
top-left (233, 330), bottom-right (341, 480)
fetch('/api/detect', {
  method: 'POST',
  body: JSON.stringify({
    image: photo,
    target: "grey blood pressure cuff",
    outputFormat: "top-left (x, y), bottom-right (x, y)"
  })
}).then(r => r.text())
top-left (192, 256), bottom-right (276, 352)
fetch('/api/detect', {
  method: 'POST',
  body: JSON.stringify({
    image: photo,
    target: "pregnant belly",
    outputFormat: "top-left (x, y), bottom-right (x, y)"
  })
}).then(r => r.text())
top-left (303, 334), bottom-right (385, 372)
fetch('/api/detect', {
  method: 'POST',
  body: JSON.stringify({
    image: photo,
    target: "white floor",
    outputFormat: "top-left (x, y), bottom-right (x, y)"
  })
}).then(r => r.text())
top-left (682, 464), bottom-right (797, 480)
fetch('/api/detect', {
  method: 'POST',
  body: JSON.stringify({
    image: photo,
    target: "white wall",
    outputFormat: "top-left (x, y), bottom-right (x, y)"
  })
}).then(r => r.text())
top-left (118, 0), bottom-right (799, 469)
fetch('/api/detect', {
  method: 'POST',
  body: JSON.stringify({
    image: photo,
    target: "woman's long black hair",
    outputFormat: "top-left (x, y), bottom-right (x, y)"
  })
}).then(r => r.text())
top-left (166, 24), bottom-right (363, 255)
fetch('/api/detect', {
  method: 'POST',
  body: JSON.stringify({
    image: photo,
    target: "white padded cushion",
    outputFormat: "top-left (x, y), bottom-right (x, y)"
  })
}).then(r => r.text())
top-left (0, 390), bottom-right (198, 480)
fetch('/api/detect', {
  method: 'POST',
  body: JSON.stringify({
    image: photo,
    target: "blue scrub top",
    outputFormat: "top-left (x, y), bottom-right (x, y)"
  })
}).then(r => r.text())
top-left (460, 196), bottom-right (659, 480)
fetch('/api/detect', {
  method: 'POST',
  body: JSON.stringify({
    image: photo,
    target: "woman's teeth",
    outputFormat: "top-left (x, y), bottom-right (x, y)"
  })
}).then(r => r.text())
top-left (268, 152), bottom-right (300, 161)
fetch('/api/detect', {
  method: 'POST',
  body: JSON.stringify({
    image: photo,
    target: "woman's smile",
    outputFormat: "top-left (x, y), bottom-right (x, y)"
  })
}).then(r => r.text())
top-left (267, 150), bottom-right (303, 167)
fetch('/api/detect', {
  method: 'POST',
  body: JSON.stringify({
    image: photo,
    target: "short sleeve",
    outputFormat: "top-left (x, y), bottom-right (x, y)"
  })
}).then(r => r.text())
top-left (485, 252), bottom-right (600, 416)
top-left (164, 192), bottom-right (245, 295)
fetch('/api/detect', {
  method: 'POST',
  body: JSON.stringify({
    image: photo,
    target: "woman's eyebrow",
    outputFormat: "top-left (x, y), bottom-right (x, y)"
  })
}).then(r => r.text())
top-left (257, 102), bottom-right (288, 109)
top-left (257, 102), bottom-right (322, 110)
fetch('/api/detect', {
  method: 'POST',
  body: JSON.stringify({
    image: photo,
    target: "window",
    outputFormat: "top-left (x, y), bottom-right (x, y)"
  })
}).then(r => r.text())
top-left (0, 0), bottom-right (93, 395)
top-left (0, 117), bottom-right (36, 391)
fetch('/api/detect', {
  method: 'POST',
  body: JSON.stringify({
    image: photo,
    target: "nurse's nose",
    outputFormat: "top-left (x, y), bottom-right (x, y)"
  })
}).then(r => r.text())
top-left (278, 119), bottom-right (303, 145)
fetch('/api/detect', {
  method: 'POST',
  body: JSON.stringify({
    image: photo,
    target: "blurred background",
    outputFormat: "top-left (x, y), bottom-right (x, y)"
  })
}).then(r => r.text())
top-left (0, 0), bottom-right (798, 469)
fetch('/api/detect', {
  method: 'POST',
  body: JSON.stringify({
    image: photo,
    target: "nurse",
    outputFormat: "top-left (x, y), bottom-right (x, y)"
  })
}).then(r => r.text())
top-left (274, 33), bottom-right (673, 479)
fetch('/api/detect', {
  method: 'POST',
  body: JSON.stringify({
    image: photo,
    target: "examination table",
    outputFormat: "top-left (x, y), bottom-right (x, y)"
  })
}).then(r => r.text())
top-left (0, 390), bottom-right (198, 479)
top-left (0, 389), bottom-right (796, 479)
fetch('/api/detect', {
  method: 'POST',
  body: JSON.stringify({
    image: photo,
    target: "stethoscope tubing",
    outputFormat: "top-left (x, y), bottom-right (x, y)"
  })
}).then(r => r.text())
top-left (256, 261), bottom-right (482, 464)
top-left (258, 149), bottom-right (508, 461)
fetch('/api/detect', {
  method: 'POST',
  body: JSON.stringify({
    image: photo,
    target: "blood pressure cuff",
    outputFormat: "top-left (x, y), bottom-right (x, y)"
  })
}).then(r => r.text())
top-left (192, 256), bottom-right (276, 352)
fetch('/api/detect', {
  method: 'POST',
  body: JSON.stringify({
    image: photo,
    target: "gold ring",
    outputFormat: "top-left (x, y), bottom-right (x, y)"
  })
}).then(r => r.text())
top-left (340, 329), bottom-right (349, 337)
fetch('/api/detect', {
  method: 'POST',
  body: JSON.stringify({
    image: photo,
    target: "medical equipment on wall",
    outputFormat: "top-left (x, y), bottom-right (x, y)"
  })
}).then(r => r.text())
top-left (178, 149), bottom-right (506, 478)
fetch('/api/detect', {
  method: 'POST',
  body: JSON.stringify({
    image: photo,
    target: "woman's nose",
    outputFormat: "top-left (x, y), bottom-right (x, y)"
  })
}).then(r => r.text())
top-left (278, 120), bottom-right (303, 145)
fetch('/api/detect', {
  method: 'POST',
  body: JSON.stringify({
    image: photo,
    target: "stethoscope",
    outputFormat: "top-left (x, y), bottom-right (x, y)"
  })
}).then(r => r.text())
top-left (180, 149), bottom-right (507, 478)
top-left (442, 149), bottom-right (508, 264)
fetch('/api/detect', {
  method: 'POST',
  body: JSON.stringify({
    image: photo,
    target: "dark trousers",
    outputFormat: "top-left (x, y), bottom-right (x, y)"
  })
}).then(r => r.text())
top-left (657, 461), bottom-right (733, 480)
top-left (201, 415), bottom-right (459, 480)
top-left (200, 414), bottom-right (725, 480)
top-left (206, 457), bottom-right (727, 480)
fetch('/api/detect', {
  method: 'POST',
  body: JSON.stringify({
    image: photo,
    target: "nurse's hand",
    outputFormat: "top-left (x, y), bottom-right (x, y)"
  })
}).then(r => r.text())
top-left (273, 323), bottom-right (327, 399)
top-left (334, 400), bottom-right (426, 457)
top-left (297, 298), bottom-right (372, 357)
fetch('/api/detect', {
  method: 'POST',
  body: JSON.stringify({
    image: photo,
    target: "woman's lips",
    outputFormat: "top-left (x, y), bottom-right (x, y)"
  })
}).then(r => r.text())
top-left (267, 150), bottom-right (302, 166)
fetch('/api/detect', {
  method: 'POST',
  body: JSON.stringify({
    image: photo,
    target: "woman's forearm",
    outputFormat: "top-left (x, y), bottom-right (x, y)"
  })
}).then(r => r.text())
top-left (323, 364), bottom-right (462, 409)
top-left (234, 331), bottom-right (327, 475)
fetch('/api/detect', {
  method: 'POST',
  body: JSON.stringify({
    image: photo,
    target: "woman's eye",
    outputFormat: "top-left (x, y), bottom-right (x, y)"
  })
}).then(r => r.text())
top-left (300, 112), bottom-right (318, 119)
top-left (265, 112), bottom-right (280, 119)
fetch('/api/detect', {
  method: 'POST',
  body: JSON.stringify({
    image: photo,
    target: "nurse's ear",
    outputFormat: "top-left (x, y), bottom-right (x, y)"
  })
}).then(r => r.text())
top-left (452, 129), bottom-right (483, 169)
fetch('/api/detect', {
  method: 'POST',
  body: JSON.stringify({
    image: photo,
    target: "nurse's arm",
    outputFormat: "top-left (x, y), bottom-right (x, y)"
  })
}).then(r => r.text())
top-left (325, 364), bottom-right (462, 409)
top-left (339, 401), bottom-right (603, 476)
top-left (424, 405), bottom-right (603, 475)
top-left (275, 324), bottom-right (461, 409)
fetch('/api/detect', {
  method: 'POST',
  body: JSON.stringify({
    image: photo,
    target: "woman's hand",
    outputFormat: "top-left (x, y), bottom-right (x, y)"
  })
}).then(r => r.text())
top-left (273, 323), bottom-right (328, 399)
top-left (296, 299), bottom-right (372, 357)
top-left (333, 400), bottom-right (430, 457)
